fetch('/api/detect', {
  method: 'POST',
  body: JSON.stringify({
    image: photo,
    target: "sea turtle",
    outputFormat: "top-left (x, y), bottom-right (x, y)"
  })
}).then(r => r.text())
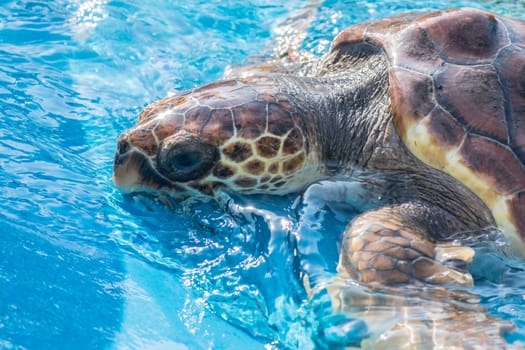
top-left (113, 7), bottom-right (525, 348)
top-left (114, 7), bottom-right (525, 291)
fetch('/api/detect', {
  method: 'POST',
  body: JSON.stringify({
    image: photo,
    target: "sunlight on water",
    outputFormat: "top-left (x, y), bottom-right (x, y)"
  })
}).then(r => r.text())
top-left (1, 0), bottom-right (525, 349)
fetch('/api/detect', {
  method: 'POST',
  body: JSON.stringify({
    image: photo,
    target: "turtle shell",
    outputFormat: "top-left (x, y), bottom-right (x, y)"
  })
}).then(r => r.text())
top-left (331, 8), bottom-right (525, 248)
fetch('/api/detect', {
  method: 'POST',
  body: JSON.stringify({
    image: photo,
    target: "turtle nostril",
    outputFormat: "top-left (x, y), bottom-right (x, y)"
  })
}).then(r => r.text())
top-left (114, 136), bottom-right (132, 167)
top-left (117, 137), bottom-right (131, 155)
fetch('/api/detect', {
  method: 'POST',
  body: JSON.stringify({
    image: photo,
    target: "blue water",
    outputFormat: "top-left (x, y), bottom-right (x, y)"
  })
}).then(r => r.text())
top-left (1, 1), bottom-right (525, 349)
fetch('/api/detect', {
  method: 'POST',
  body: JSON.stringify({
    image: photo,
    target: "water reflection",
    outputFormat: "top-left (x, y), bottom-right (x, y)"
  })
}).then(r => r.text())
top-left (2, 0), bottom-right (525, 348)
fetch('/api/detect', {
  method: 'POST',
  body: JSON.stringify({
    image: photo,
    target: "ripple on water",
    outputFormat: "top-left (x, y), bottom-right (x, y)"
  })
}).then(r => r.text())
top-left (2, 0), bottom-right (525, 349)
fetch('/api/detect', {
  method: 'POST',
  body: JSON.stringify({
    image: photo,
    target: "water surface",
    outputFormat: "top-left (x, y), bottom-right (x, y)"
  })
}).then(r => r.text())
top-left (1, 0), bottom-right (525, 349)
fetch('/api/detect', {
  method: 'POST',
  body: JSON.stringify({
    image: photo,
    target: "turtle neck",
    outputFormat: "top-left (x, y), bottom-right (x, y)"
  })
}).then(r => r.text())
top-left (275, 46), bottom-right (393, 173)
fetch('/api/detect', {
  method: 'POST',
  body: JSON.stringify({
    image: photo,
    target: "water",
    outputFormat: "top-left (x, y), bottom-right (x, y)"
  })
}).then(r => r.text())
top-left (1, 0), bottom-right (525, 349)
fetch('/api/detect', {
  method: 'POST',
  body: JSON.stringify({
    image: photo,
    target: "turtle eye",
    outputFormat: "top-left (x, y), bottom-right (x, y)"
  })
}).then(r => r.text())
top-left (171, 151), bottom-right (203, 172)
top-left (157, 133), bottom-right (219, 183)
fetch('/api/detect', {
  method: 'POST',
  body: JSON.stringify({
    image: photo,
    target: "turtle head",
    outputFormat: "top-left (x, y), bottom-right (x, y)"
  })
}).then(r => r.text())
top-left (113, 77), bottom-right (319, 200)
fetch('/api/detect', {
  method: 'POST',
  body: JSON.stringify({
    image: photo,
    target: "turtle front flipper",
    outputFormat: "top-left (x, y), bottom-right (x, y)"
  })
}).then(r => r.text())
top-left (338, 202), bottom-right (475, 287)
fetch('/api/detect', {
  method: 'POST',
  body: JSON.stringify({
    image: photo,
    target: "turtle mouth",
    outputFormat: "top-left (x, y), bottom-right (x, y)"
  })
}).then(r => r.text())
top-left (113, 150), bottom-right (168, 192)
top-left (113, 138), bottom-right (180, 193)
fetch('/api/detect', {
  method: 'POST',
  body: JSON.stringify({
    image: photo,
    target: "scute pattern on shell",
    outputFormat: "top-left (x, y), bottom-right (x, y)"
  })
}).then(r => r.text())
top-left (332, 8), bottom-right (525, 242)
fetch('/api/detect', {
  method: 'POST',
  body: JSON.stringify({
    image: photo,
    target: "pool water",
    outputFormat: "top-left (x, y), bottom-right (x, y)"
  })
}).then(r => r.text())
top-left (1, 0), bottom-right (525, 349)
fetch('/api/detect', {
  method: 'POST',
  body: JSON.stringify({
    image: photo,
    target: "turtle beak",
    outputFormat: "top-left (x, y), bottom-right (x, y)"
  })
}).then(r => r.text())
top-left (112, 135), bottom-right (171, 192)
top-left (113, 137), bottom-right (145, 192)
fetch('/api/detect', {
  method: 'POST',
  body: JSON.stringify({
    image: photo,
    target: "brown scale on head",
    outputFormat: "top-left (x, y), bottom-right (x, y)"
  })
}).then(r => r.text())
top-left (113, 77), bottom-right (320, 199)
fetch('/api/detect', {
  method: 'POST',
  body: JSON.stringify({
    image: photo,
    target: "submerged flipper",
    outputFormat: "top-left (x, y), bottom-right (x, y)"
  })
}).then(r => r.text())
top-left (295, 182), bottom-right (519, 349)
top-left (339, 202), bottom-right (475, 287)
top-left (323, 280), bottom-right (519, 350)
